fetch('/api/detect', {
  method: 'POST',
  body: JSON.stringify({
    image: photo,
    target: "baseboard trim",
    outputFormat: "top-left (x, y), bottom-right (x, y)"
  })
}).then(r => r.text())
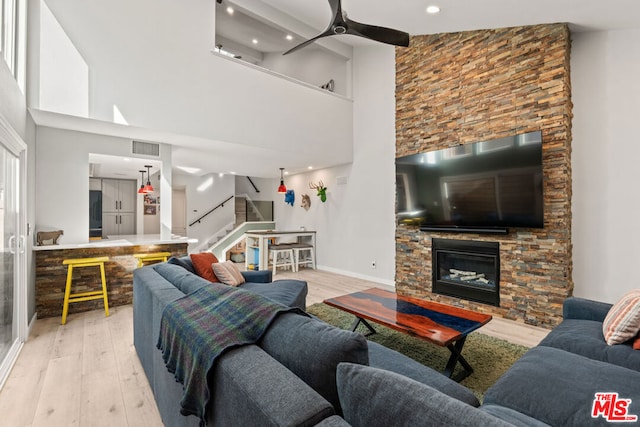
top-left (316, 265), bottom-right (395, 289)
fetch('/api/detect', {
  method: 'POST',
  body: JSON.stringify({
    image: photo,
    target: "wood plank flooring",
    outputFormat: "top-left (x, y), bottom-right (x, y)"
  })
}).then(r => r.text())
top-left (0, 268), bottom-right (549, 427)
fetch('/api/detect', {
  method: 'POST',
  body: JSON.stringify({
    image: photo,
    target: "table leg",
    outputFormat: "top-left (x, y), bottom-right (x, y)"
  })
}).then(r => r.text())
top-left (443, 336), bottom-right (474, 382)
top-left (349, 317), bottom-right (377, 337)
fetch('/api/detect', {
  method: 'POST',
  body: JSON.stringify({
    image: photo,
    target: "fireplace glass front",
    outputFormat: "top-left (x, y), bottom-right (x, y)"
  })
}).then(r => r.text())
top-left (432, 239), bottom-right (500, 306)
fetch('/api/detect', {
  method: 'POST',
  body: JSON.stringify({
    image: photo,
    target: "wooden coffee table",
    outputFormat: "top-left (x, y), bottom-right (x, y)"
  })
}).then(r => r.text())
top-left (324, 288), bottom-right (492, 381)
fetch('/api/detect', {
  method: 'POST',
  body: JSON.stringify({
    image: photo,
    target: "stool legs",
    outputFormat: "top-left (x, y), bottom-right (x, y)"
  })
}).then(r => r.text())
top-left (61, 265), bottom-right (75, 325)
top-left (61, 258), bottom-right (110, 325)
top-left (100, 262), bottom-right (110, 318)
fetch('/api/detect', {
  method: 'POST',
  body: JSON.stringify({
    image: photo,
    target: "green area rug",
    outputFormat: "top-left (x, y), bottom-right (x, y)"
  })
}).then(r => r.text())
top-left (306, 303), bottom-right (529, 401)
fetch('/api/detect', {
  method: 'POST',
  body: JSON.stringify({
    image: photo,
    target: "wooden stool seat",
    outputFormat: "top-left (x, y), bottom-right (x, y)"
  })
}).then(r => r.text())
top-left (61, 256), bottom-right (110, 325)
top-left (133, 252), bottom-right (172, 267)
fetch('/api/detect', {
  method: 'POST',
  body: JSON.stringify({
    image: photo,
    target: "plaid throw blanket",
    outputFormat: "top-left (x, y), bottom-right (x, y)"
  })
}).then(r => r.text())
top-left (157, 282), bottom-right (302, 424)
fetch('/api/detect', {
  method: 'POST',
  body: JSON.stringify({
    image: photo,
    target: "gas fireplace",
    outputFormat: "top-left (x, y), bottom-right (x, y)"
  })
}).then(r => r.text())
top-left (432, 239), bottom-right (500, 306)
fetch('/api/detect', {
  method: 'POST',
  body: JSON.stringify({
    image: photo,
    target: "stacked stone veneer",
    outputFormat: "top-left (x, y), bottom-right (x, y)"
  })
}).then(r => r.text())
top-left (35, 244), bottom-right (188, 319)
top-left (395, 24), bottom-right (573, 328)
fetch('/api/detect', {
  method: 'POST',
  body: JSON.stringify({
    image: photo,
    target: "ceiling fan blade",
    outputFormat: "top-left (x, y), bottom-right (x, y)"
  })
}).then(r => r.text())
top-left (346, 19), bottom-right (410, 47)
top-left (283, 29), bottom-right (334, 55)
top-left (327, 0), bottom-right (343, 23)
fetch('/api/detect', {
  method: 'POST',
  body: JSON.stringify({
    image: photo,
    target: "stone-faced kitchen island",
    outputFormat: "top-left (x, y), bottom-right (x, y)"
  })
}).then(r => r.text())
top-left (34, 235), bottom-right (191, 319)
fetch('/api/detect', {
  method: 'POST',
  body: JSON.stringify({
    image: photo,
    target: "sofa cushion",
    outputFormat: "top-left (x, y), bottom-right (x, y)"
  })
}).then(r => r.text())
top-left (260, 313), bottom-right (369, 415)
top-left (603, 290), bottom-right (640, 345)
top-left (367, 341), bottom-right (480, 407)
top-left (211, 261), bottom-right (245, 286)
top-left (167, 256), bottom-right (195, 274)
top-left (152, 263), bottom-right (210, 295)
top-left (539, 319), bottom-right (640, 371)
top-left (336, 363), bottom-right (512, 427)
top-left (189, 252), bottom-right (220, 282)
top-left (484, 346), bottom-right (640, 426)
top-left (480, 405), bottom-right (550, 427)
top-left (240, 280), bottom-right (307, 310)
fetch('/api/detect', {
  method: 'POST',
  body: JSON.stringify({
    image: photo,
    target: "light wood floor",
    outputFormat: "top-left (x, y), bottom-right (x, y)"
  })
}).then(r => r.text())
top-left (0, 269), bottom-right (549, 427)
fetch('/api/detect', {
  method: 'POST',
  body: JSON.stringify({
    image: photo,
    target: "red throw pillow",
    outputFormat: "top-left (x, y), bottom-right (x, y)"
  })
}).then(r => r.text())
top-left (634, 335), bottom-right (640, 350)
top-left (190, 252), bottom-right (219, 282)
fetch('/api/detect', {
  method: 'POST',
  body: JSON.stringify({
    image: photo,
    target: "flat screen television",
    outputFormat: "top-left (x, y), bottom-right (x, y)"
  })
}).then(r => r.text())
top-left (396, 131), bottom-right (543, 233)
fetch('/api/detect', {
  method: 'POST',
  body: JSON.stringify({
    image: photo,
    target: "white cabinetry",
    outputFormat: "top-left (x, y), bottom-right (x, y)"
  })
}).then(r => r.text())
top-left (102, 179), bottom-right (136, 236)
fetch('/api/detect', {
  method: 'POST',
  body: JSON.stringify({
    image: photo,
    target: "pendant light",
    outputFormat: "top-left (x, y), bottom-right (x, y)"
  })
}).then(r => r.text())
top-left (144, 165), bottom-right (155, 193)
top-left (138, 170), bottom-right (147, 194)
top-left (277, 168), bottom-right (287, 193)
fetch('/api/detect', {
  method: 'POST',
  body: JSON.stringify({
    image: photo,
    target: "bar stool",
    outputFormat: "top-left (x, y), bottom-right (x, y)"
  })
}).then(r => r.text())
top-left (291, 243), bottom-right (316, 271)
top-left (61, 256), bottom-right (110, 325)
top-left (133, 251), bottom-right (172, 267)
top-left (269, 244), bottom-right (295, 275)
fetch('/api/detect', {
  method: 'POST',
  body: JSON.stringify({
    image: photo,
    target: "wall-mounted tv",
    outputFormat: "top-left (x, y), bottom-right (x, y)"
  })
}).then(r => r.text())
top-left (396, 131), bottom-right (543, 233)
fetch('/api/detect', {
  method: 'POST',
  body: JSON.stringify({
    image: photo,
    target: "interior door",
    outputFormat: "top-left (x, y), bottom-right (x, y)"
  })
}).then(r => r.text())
top-left (171, 188), bottom-right (186, 236)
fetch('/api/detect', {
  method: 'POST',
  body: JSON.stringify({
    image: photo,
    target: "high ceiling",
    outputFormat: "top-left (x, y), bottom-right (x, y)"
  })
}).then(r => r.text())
top-left (45, 0), bottom-right (640, 180)
top-left (262, 0), bottom-right (640, 38)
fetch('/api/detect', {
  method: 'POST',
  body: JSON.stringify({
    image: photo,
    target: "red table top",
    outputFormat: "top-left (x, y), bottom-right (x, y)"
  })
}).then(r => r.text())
top-left (324, 288), bottom-right (492, 346)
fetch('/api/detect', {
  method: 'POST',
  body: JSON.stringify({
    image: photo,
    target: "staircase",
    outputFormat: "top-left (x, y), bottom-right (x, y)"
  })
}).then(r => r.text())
top-left (198, 195), bottom-right (275, 259)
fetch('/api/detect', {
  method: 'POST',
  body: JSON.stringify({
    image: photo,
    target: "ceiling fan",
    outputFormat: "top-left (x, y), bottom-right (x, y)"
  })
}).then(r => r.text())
top-left (283, 0), bottom-right (410, 55)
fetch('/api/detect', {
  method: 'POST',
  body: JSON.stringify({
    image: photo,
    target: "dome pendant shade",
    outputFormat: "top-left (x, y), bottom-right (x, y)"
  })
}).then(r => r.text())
top-left (277, 168), bottom-right (287, 193)
top-left (144, 165), bottom-right (155, 193)
top-left (138, 170), bottom-right (147, 194)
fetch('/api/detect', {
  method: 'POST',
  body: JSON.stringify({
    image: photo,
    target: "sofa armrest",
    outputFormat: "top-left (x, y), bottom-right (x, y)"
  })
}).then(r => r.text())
top-left (241, 269), bottom-right (272, 283)
top-left (211, 345), bottom-right (335, 426)
top-left (562, 297), bottom-right (612, 322)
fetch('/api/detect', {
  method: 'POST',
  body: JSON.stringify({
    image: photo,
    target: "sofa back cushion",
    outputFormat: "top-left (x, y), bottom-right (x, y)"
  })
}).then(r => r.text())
top-left (152, 262), bottom-right (211, 295)
top-left (167, 256), bottom-right (195, 274)
top-left (336, 363), bottom-right (511, 427)
top-left (260, 313), bottom-right (368, 415)
top-left (485, 346), bottom-right (640, 426)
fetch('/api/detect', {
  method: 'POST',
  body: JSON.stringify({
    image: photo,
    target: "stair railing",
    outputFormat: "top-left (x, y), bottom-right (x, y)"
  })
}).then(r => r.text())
top-left (189, 195), bottom-right (234, 227)
top-left (246, 176), bottom-right (260, 193)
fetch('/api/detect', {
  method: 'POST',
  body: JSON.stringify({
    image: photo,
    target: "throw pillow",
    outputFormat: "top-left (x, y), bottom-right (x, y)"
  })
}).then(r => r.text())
top-left (211, 261), bottom-right (246, 287)
top-left (189, 252), bottom-right (219, 283)
top-left (602, 289), bottom-right (640, 345)
top-left (634, 335), bottom-right (640, 350)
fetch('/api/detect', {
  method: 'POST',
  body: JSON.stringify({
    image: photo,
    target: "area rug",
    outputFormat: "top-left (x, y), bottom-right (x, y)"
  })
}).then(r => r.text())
top-left (306, 303), bottom-right (529, 401)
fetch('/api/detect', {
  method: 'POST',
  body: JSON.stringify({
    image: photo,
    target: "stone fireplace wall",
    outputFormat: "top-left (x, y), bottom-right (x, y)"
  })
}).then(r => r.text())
top-left (395, 24), bottom-right (572, 328)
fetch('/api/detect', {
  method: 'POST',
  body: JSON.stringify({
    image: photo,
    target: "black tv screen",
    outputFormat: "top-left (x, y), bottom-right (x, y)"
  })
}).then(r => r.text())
top-left (396, 131), bottom-right (543, 232)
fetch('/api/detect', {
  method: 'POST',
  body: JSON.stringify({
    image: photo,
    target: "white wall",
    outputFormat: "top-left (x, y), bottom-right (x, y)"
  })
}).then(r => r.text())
top-left (572, 28), bottom-right (640, 303)
top-left (274, 45), bottom-right (396, 286)
top-left (35, 126), bottom-right (170, 243)
top-left (36, 0), bottom-right (353, 170)
top-left (235, 175), bottom-right (274, 201)
top-left (262, 48), bottom-right (349, 97)
top-left (173, 172), bottom-right (236, 252)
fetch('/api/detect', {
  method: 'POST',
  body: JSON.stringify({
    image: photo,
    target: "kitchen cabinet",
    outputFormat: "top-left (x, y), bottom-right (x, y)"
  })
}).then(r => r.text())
top-left (102, 179), bottom-right (136, 213)
top-left (102, 179), bottom-right (136, 236)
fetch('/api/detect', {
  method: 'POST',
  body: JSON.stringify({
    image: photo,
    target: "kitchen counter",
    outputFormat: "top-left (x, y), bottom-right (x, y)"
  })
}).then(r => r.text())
top-left (33, 234), bottom-right (197, 251)
top-left (35, 235), bottom-right (195, 320)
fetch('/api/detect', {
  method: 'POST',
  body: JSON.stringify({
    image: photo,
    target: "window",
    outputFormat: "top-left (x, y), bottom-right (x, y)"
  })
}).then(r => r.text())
top-left (1, 0), bottom-right (25, 90)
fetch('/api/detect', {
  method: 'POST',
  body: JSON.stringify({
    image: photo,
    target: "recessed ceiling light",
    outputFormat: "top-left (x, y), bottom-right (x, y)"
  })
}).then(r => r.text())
top-left (252, 38), bottom-right (258, 44)
top-left (307, 166), bottom-right (313, 170)
top-left (226, 6), bottom-right (234, 15)
top-left (426, 5), bottom-right (440, 14)
top-left (286, 34), bottom-right (293, 41)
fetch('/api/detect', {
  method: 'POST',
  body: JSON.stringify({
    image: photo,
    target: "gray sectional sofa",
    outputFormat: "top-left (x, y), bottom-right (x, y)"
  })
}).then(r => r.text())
top-left (133, 258), bottom-right (640, 426)
top-left (133, 258), bottom-right (476, 426)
